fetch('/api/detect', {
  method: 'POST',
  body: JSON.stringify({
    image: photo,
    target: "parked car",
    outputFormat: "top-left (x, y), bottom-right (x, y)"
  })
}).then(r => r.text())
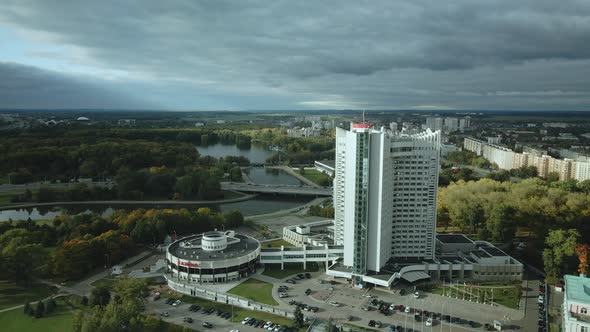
top-left (305, 273), bottom-right (311, 278)
top-left (160, 312), bottom-right (169, 317)
top-left (404, 306), bottom-right (411, 313)
top-left (538, 295), bottom-right (545, 304)
top-left (305, 289), bottom-right (312, 295)
top-left (425, 318), bottom-right (433, 327)
top-left (328, 301), bottom-right (340, 307)
top-left (242, 317), bottom-right (252, 325)
top-left (183, 317), bottom-right (193, 323)
top-left (153, 293), bottom-right (160, 301)
top-left (414, 291), bottom-right (420, 299)
top-left (346, 315), bottom-right (354, 321)
top-left (368, 320), bottom-right (376, 327)
top-left (279, 293), bottom-right (289, 298)
top-left (202, 322), bottom-right (213, 328)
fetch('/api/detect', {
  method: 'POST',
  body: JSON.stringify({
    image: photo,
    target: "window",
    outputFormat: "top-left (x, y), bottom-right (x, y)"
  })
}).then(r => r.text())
top-left (582, 327), bottom-right (588, 332)
top-left (582, 307), bottom-right (588, 314)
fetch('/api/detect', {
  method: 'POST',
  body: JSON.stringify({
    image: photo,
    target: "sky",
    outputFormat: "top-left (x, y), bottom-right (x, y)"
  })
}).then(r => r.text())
top-left (1, 0), bottom-right (590, 111)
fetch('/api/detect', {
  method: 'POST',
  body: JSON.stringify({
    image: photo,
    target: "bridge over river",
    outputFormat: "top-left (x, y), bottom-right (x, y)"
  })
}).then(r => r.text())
top-left (221, 182), bottom-right (332, 196)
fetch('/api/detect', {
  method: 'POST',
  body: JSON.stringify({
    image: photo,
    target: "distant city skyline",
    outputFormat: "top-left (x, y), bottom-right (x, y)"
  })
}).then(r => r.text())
top-left (1, 1), bottom-right (590, 110)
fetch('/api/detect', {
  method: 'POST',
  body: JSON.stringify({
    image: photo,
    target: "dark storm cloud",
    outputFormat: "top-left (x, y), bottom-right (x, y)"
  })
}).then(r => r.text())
top-left (1, 0), bottom-right (590, 109)
top-left (0, 62), bottom-right (151, 109)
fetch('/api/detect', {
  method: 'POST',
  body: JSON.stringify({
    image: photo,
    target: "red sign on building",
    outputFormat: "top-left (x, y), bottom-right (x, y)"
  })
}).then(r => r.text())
top-left (178, 261), bottom-right (199, 267)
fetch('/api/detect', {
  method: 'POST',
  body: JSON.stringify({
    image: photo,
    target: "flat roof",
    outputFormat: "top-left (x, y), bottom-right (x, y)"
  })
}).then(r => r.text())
top-left (471, 250), bottom-right (491, 259)
top-left (565, 274), bottom-right (590, 304)
top-left (481, 246), bottom-right (508, 257)
top-left (169, 234), bottom-right (259, 261)
top-left (436, 234), bottom-right (474, 244)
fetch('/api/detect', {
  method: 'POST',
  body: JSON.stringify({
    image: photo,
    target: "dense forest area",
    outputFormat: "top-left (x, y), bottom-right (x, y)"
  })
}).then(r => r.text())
top-left (0, 208), bottom-right (244, 282)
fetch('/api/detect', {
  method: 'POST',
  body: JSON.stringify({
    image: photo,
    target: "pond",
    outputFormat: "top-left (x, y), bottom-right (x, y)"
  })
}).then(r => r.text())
top-left (195, 143), bottom-right (274, 164)
top-left (0, 196), bottom-right (311, 222)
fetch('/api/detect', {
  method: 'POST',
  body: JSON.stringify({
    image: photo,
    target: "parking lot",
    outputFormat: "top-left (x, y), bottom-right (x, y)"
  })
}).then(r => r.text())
top-left (147, 298), bottom-right (283, 332)
top-left (271, 271), bottom-right (526, 331)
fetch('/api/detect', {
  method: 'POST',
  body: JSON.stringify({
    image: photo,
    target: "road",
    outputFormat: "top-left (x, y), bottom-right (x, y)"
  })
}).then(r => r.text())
top-left (221, 182), bottom-right (332, 196)
top-left (0, 181), bottom-right (112, 193)
top-left (0, 194), bottom-right (257, 210)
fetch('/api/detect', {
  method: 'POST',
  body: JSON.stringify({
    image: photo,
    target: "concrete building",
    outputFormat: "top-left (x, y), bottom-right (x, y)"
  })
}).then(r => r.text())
top-left (166, 231), bottom-right (260, 284)
top-left (426, 117), bottom-right (443, 132)
top-left (562, 274), bottom-right (590, 332)
top-left (333, 123), bottom-right (440, 283)
top-left (117, 119), bottom-right (136, 126)
top-left (459, 116), bottom-right (471, 132)
top-left (287, 127), bottom-right (321, 138)
top-left (486, 136), bottom-right (501, 145)
top-left (444, 117), bottom-right (459, 132)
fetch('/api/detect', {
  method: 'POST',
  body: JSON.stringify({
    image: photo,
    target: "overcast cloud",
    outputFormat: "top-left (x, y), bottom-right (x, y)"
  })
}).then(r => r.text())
top-left (1, 0), bottom-right (590, 110)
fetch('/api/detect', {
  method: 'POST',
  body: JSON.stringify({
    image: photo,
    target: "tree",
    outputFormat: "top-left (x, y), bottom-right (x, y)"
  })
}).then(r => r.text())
top-left (223, 210), bottom-right (244, 228)
top-left (486, 204), bottom-right (516, 243)
top-left (35, 300), bottom-right (45, 318)
top-left (24, 301), bottom-right (32, 315)
top-left (90, 285), bottom-right (111, 307)
top-left (546, 172), bottom-right (560, 182)
top-left (543, 229), bottom-right (581, 283)
top-left (81, 296), bottom-right (89, 306)
top-left (45, 298), bottom-right (56, 315)
top-left (575, 244), bottom-right (590, 276)
top-left (293, 305), bottom-right (304, 328)
top-left (228, 167), bottom-right (243, 182)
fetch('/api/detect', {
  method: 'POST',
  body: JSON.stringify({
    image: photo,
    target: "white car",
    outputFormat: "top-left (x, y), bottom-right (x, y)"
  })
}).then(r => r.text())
top-left (362, 293), bottom-right (372, 298)
top-left (425, 318), bottom-right (433, 327)
top-left (172, 300), bottom-right (181, 307)
top-left (241, 317), bottom-right (251, 325)
top-left (263, 321), bottom-right (272, 329)
top-left (538, 295), bottom-right (544, 304)
top-left (404, 306), bottom-right (411, 313)
top-left (230, 330), bottom-right (240, 332)
top-left (273, 325), bottom-right (282, 331)
top-left (414, 291), bottom-right (420, 299)
top-left (279, 293), bottom-right (289, 298)
top-left (328, 301), bottom-right (340, 307)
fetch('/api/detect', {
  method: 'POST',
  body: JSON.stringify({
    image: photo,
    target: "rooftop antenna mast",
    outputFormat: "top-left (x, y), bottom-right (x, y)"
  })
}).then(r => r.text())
top-left (362, 110), bottom-right (366, 123)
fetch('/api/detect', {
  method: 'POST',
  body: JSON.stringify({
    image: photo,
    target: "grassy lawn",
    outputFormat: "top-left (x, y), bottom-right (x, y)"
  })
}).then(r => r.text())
top-left (262, 262), bottom-right (319, 280)
top-left (421, 282), bottom-right (521, 309)
top-left (299, 169), bottom-right (331, 186)
top-left (0, 299), bottom-right (74, 332)
top-left (0, 280), bottom-right (57, 310)
top-left (261, 239), bottom-right (294, 248)
top-left (90, 277), bottom-right (120, 290)
top-left (228, 278), bottom-right (278, 306)
top-left (176, 295), bottom-right (307, 331)
top-left (0, 193), bottom-right (15, 204)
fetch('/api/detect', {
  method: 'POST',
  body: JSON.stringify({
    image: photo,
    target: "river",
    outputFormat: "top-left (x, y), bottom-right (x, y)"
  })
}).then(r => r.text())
top-left (0, 143), bottom-right (313, 222)
top-left (195, 143), bottom-right (274, 164)
top-left (0, 195), bottom-right (311, 222)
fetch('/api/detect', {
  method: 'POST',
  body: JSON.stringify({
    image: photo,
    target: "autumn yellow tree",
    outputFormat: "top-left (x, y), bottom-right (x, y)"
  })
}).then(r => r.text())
top-left (575, 244), bottom-right (590, 276)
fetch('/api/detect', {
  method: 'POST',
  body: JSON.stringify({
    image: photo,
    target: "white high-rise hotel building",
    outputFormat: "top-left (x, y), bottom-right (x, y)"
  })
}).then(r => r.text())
top-left (334, 123), bottom-right (440, 276)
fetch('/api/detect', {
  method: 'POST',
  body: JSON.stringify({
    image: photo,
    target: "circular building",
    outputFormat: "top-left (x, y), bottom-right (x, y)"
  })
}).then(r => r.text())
top-left (166, 230), bottom-right (260, 284)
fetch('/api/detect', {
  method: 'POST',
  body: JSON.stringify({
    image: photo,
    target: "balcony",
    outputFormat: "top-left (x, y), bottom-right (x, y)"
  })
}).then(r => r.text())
top-left (568, 311), bottom-right (590, 324)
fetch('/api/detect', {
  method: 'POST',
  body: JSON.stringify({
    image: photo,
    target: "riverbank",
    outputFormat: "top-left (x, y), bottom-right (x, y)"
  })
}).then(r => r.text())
top-left (267, 166), bottom-right (320, 187)
top-left (0, 193), bottom-right (257, 211)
